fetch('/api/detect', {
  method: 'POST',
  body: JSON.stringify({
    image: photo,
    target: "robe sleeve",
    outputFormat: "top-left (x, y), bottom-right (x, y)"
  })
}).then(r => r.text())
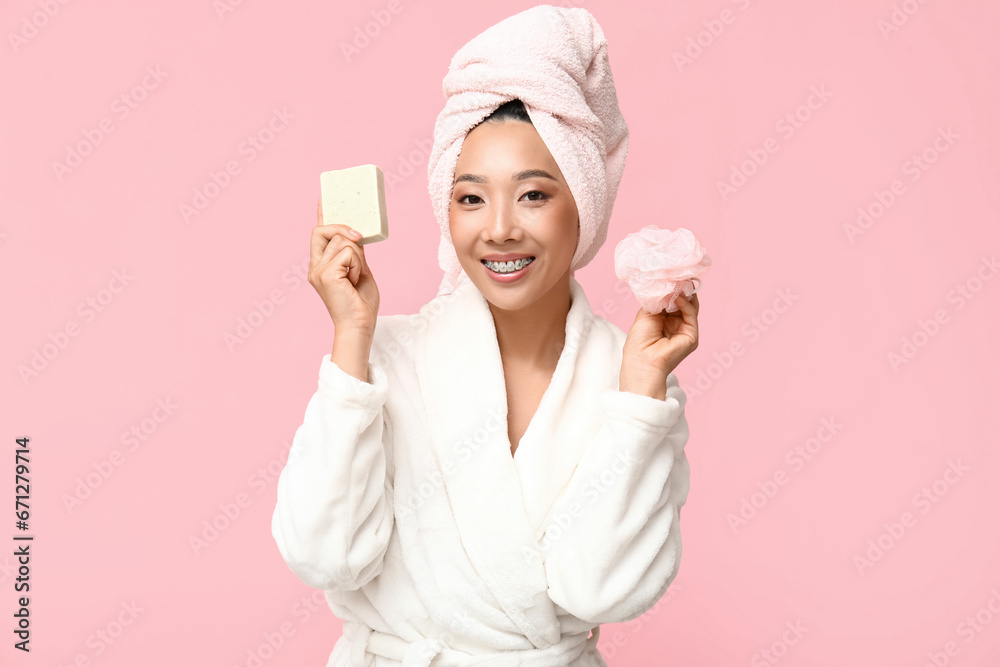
top-left (539, 371), bottom-right (691, 625)
top-left (271, 354), bottom-right (394, 592)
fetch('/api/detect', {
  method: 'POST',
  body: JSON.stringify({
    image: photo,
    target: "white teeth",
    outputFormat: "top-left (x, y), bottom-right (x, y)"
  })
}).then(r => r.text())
top-left (484, 257), bottom-right (534, 273)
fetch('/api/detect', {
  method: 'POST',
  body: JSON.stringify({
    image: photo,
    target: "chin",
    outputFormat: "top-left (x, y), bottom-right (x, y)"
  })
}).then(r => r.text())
top-left (485, 292), bottom-right (534, 313)
top-left (469, 271), bottom-right (535, 309)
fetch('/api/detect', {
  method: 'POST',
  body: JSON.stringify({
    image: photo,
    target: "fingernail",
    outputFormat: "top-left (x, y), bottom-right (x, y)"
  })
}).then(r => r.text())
top-left (349, 229), bottom-right (362, 239)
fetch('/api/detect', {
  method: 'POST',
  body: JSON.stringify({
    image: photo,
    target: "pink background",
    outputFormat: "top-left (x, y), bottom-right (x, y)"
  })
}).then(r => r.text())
top-left (3, 0), bottom-right (999, 665)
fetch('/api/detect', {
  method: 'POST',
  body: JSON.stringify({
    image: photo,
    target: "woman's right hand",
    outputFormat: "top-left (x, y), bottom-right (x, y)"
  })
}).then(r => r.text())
top-left (309, 196), bottom-right (380, 335)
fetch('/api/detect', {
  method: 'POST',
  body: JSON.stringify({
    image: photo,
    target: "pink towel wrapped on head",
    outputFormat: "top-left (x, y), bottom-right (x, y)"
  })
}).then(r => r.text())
top-left (427, 4), bottom-right (629, 296)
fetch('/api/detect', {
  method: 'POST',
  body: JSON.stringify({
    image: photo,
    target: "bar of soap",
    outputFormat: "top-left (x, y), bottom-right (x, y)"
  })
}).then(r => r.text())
top-left (319, 164), bottom-right (389, 244)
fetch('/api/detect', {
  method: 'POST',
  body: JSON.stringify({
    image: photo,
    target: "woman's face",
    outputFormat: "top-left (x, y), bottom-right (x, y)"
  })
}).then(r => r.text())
top-left (449, 119), bottom-right (579, 312)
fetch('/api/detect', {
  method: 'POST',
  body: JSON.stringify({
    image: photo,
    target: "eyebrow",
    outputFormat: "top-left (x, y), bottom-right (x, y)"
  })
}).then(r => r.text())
top-left (454, 169), bottom-right (558, 185)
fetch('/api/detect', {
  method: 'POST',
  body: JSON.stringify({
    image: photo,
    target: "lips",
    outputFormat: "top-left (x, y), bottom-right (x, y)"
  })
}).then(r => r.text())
top-left (481, 253), bottom-right (534, 262)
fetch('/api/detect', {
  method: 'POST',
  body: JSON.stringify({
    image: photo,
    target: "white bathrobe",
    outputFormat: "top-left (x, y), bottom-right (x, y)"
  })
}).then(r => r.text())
top-left (271, 275), bottom-right (691, 666)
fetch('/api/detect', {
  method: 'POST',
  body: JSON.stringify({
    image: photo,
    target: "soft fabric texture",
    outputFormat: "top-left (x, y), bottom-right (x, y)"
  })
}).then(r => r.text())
top-left (427, 5), bottom-right (630, 297)
top-left (614, 225), bottom-right (712, 314)
top-left (271, 275), bottom-right (691, 666)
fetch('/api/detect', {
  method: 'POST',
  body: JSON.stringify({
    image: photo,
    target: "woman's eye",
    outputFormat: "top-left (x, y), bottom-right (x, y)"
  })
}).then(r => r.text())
top-left (458, 194), bottom-right (482, 204)
top-left (522, 190), bottom-right (547, 201)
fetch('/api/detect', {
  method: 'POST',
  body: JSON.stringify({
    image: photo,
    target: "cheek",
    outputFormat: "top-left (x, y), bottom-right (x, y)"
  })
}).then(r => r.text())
top-left (557, 204), bottom-right (579, 254)
top-left (448, 212), bottom-right (472, 252)
top-left (447, 205), bottom-right (461, 241)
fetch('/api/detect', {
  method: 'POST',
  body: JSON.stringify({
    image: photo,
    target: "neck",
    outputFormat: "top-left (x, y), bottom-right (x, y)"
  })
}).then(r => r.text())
top-left (488, 272), bottom-right (573, 369)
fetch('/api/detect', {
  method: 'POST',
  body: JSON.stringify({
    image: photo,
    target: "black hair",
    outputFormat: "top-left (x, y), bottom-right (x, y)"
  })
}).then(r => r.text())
top-left (480, 98), bottom-right (532, 126)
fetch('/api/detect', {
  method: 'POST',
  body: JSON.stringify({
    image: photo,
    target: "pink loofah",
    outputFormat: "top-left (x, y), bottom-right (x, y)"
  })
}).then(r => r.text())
top-left (614, 225), bottom-right (711, 314)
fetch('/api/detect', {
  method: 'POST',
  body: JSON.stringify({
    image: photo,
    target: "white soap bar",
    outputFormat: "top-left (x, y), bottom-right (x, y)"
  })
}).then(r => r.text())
top-left (319, 164), bottom-right (389, 244)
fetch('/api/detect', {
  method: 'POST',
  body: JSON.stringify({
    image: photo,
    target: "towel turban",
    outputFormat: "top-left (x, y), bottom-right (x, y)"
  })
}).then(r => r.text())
top-left (427, 5), bottom-right (630, 296)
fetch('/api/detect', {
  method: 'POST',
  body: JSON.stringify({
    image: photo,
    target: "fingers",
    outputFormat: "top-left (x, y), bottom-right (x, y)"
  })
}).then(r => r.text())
top-left (312, 194), bottom-right (370, 275)
top-left (675, 294), bottom-right (696, 322)
top-left (333, 244), bottom-right (362, 286)
top-left (310, 234), bottom-right (368, 293)
top-left (676, 294), bottom-right (699, 344)
top-left (674, 292), bottom-right (700, 316)
top-left (320, 232), bottom-right (365, 281)
top-left (666, 294), bottom-right (698, 337)
top-left (310, 222), bottom-right (369, 276)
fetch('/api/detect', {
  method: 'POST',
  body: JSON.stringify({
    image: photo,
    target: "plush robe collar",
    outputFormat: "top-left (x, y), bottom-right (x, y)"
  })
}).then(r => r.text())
top-left (413, 274), bottom-right (616, 647)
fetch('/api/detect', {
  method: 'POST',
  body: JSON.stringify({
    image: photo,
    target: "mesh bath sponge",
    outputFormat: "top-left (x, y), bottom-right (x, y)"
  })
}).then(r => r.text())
top-left (614, 225), bottom-right (711, 314)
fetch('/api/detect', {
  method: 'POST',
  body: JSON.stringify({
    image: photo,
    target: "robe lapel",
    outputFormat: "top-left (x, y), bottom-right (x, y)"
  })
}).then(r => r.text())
top-left (512, 277), bottom-right (614, 535)
top-left (414, 279), bottom-right (561, 648)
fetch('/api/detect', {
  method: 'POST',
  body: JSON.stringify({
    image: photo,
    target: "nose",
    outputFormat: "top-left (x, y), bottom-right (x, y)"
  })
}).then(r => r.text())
top-left (482, 197), bottom-right (523, 244)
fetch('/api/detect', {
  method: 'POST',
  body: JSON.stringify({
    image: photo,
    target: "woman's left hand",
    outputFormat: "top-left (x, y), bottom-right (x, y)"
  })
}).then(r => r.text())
top-left (619, 293), bottom-right (700, 400)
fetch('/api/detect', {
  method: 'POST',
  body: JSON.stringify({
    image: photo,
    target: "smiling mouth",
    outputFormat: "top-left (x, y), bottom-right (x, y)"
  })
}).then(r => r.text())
top-left (482, 257), bottom-right (535, 273)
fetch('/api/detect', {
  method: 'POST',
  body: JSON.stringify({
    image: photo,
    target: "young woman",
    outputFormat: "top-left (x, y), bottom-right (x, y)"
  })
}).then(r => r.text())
top-left (273, 8), bottom-right (699, 667)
